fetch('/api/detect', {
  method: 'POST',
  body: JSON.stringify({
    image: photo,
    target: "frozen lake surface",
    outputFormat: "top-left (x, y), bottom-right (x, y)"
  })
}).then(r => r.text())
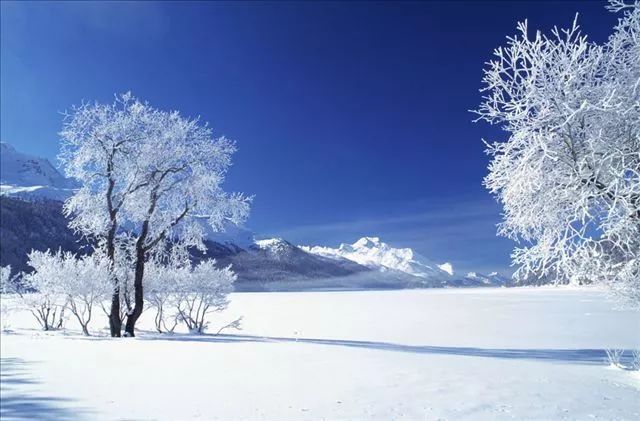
top-left (1, 287), bottom-right (639, 420)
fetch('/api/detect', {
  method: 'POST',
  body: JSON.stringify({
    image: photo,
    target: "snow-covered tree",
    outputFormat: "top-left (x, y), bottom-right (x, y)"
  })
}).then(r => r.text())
top-left (59, 251), bottom-right (112, 336)
top-left (59, 92), bottom-right (251, 336)
top-left (174, 260), bottom-right (236, 334)
top-left (1, 265), bottom-right (17, 330)
top-left (474, 1), bottom-right (640, 308)
top-left (25, 250), bottom-right (111, 335)
top-left (145, 256), bottom-right (186, 333)
top-left (22, 252), bottom-right (67, 331)
top-left (1, 265), bottom-right (11, 292)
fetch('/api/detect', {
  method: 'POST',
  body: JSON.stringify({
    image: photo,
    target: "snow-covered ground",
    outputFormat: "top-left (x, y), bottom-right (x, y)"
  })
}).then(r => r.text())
top-left (1, 287), bottom-right (639, 420)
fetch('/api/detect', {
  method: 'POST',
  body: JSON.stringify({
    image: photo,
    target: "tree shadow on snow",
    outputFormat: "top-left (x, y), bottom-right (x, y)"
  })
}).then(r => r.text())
top-left (137, 333), bottom-right (635, 366)
top-left (0, 357), bottom-right (89, 420)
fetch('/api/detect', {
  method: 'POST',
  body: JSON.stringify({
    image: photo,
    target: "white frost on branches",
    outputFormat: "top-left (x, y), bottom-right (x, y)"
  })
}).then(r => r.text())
top-left (474, 2), bottom-right (640, 308)
top-left (144, 246), bottom-right (238, 334)
top-left (1, 265), bottom-right (17, 330)
top-left (58, 92), bottom-right (251, 336)
top-left (0, 265), bottom-right (14, 294)
top-left (59, 92), bottom-right (251, 250)
top-left (174, 260), bottom-right (236, 334)
top-left (145, 255), bottom-right (186, 333)
top-left (24, 250), bottom-right (112, 334)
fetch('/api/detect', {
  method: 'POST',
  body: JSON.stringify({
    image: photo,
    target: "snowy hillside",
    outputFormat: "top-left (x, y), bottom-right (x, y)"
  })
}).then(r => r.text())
top-left (210, 237), bottom-right (375, 291)
top-left (0, 142), bottom-right (76, 200)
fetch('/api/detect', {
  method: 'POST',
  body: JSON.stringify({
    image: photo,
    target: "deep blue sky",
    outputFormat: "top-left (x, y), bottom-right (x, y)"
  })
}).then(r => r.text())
top-left (1, 1), bottom-right (616, 275)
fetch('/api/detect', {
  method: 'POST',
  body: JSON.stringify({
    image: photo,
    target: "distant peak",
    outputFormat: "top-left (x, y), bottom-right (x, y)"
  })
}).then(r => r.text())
top-left (1, 142), bottom-right (77, 195)
top-left (353, 236), bottom-right (382, 248)
top-left (438, 262), bottom-right (454, 275)
top-left (255, 238), bottom-right (288, 248)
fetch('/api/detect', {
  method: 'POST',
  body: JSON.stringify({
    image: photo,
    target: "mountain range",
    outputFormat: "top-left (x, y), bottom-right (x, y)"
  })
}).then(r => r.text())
top-left (0, 142), bottom-right (511, 290)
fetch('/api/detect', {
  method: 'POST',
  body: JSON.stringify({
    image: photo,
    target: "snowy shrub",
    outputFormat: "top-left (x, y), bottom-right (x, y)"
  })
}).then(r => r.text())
top-left (145, 259), bottom-right (186, 333)
top-left (474, 1), bottom-right (640, 307)
top-left (174, 261), bottom-right (236, 334)
top-left (22, 254), bottom-right (67, 331)
top-left (215, 316), bottom-right (243, 335)
top-left (1, 265), bottom-right (18, 330)
top-left (1, 265), bottom-right (12, 292)
top-left (59, 252), bottom-right (112, 336)
top-left (605, 348), bottom-right (625, 369)
top-left (144, 246), bottom-right (238, 335)
top-left (25, 249), bottom-right (112, 335)
top-left (632, 349), bottom-right (640, 371)
top-left (605, 348), bottom-right (640, 371)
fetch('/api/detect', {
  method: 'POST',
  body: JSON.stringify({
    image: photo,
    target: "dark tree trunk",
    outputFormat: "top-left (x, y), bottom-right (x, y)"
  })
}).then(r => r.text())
top-left (106, 223), bottom-right (121, 337)
top-left (124, 222), bottom-right (148, 337)
top-left (109, 289), bottom-right (121, 337)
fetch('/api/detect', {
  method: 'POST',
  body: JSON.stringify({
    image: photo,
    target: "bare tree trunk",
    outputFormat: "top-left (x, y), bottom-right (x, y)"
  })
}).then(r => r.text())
top-left (105, 156), bottom-right (122, 338)
top-left (154, 302), bottom-right (163, 333)
top-left (106, 221), bottom-right (121, 337)
top-left (109, 290), bottom-right (121, 337)
top-left (124, 226), bottom-right (147, 337)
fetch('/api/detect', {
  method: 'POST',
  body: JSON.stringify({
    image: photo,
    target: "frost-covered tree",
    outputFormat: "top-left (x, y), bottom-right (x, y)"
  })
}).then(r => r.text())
top-left (174, 260), bottom-right (236, 334)
top-left (1, 265), bottom-right (13, 293)
top-left (474, 1), bottom-right (640, 308)
top-left (59, 92), bottom-right (251, 336)
top-left (22, 253), bottom-right (67, 331)
top-left (1, 265), bottom-right (17, 330)
top-left (25, 250), bottom-right (111, 335)
top-left (58, 251), bottom-right (112, 336)
top-left (144, 245), bottom-right (237, 334)
top-left (145, 256), bottom-right (186, 333)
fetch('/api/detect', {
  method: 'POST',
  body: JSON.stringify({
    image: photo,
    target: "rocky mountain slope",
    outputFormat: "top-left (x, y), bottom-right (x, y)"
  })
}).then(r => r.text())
top-left (0, 196), bottom-right (86, 274)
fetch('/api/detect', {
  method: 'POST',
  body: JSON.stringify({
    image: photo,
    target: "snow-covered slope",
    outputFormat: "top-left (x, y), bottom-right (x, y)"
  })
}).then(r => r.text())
top-left (302, 237), bottom-right (452, 282)
top-left (209, 237), bottom-right (374, 291)
top-left (0, 142), bottom-right (76, 200)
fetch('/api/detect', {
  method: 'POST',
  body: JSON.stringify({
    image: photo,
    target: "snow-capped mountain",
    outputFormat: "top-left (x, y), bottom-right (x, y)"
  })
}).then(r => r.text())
top-left (301, 237), bottom-right (511, 287)
top-left (0, 142), bottom-right (77, 201)
top-left (198, 237), bottom-right (375, 291)
top-left (438, 262), bottom-right (454, 275)
top-left (301, 237), bottom-right (453, 282)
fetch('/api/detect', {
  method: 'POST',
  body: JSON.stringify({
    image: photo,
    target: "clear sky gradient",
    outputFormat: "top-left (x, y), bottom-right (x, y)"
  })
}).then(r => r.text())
top-left (1, 1), bottom-right (616, 275)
